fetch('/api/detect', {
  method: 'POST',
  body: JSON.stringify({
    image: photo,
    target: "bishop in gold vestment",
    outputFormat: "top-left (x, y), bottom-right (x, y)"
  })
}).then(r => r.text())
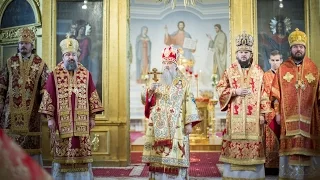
top-left (271, 28), bottom-right (320, 179)
top-left (217, 31), bottom-right (270, 180)
top-left (142, 45), bottom-right (200, 180)
top-left (0, 28), bottom-right (49, 166)
top-left (39, 36), bottom-right (103, 180)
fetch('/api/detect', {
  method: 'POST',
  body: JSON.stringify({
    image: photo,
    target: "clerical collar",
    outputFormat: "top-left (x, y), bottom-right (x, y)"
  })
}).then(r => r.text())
top-left (294, 60), bottom-right (303, 65)
top-left (271, 69), bottom-right (276, 74)
top-left (21, 54), bottom-right (31, 60)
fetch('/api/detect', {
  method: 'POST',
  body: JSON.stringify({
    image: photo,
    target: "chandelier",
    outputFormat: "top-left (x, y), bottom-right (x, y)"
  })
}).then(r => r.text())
top-left (156, 0), bottom-right (202, 9)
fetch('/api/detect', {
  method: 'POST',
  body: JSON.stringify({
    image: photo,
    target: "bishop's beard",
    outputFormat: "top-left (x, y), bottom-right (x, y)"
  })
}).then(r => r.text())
top-left (65, 59), bottom-right (78, 71)
top-left (291, 51), bottom-right (305, 63)
top-left (161, 66), bottom-right (177, 86)
top-left (237, 57), bottom-right (252, 68)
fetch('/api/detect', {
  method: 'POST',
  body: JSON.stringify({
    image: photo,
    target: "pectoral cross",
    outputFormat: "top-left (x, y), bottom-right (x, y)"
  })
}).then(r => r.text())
top-left (147, 68), bottom-right (162, 82)
top-left (295, 80), bottom-right (305, 90)
top-left (11, 62), bottom-right (19, 70)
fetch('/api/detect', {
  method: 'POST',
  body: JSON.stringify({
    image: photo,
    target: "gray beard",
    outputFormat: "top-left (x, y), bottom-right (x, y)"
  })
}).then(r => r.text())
top-left (161, 68), bottom-right (177, 86)
top-left (65, 61), bottom-right (78, 71)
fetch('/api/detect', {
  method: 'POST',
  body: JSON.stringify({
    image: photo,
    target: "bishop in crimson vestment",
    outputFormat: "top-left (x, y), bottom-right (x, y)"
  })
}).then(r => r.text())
top-left (142, 45), bottom-right (200, 180)
top-left (217, 31), bottom-right (271, 179)
top-left (39, 36), bottom-right (103, 180)
top-left (0, 28), bottom-right (49, 166)
top-left (271, 28), bottom-right (320, 179)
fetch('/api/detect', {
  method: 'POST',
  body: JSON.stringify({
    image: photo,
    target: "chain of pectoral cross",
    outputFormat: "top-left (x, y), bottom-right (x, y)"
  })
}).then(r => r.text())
top-left (295, 66), bottom-right (305, 90)
top-left (69, 75), bottom-right (79, 96)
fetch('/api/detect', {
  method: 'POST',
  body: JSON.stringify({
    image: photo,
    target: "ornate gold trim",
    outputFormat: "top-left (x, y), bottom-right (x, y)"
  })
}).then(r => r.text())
top-left (220, 156), bottom-right (265, 165)
top-left (231, 164), bottom-right (257, 171)
top-left (53, 158), bottom-right (93, 164)
top-left (91, 129), bottom-right (110, 155)
top-left (0, 25), bottom-right (38, 45)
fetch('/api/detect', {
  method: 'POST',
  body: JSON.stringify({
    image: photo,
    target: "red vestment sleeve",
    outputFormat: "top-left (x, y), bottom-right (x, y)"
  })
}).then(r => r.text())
top-left (42, 72), bottom-right (58, 125)
top-left (88, 72), bottom-right (104, 115)
top-left (144, 90), bottom-right (156, 118)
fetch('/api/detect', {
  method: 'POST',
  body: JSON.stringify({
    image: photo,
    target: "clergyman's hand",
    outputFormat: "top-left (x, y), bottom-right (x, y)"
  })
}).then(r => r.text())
top-left (259, 115), bottom-right (265, 125)
top-left (90, 119), bottom-right (95, 130)
top-left (276, 114), bottom-right (280, 125)
top-left (48, 119), bottom-right (55, 131)
top-left (185, 123), bottom-right (193, 135)
top-left (235, 88), bottom-right (251, 97)
top-left (150, 82), bottom-right (160, 92)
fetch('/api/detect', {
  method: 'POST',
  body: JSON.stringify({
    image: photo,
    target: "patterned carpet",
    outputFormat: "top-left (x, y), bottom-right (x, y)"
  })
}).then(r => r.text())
top-left (46, 152), bottom-right (222, 178)
top-left (92, 152), bottom-right (221, 178)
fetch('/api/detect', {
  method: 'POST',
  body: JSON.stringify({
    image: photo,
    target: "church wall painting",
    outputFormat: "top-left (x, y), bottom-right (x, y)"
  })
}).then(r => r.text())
top-left (257, 0), bottom-right (305, 71)
top-left (130, 0), bottom-right (230, 90)
top-left (56, 0), bottom-right (103, 98)
top-left (129, 0), bottom-right (230, 132)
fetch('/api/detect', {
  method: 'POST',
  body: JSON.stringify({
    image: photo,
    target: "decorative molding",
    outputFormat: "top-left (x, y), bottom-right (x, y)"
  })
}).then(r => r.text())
top-left (91, 133), bottom-right (100, 152)
top-left (0, 25), bottom-right (37, 44)
top-left (90, 129), bottom-right (110, 155)
top-left (34, 0), bottom-right (40, 7)
top-left (130, 2), bottom-right (229, 20)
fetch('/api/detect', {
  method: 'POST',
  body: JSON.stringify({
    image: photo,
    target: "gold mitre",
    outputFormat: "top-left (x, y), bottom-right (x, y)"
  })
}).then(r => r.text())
top-left (59, 34), bottom-right (79, 54)
top-left (18, 27), bottom-right (36, 44)
top-left (288, 28), bottom-right (307, 47)
top-left (235, 31), bottom-right (254, 52)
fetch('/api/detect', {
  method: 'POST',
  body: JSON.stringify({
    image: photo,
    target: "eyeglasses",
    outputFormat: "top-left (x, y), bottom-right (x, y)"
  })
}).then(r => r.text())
top-left (162, 61), bottom-right (174, 65)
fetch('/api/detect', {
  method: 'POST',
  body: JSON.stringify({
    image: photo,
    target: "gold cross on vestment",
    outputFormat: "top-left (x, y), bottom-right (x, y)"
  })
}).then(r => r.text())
top-left (26, 77), bottom-right (32, 84)
top-left (305, 73), bottom-right (315, 83)
top-left (147, 68), bottom-right (162, 82)
top-left (283, 72), bottom-right (294, 82)
top-left (31, 64), bottom-right (39, 72)
top-left (11, 62), bottom-right (19, 70)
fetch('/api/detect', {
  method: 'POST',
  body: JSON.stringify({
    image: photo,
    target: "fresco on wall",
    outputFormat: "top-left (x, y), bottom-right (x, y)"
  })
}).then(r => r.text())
top-left (129, 0), bottom-right (230, 132)
top-left (130, 0), bottom-right (229, 88)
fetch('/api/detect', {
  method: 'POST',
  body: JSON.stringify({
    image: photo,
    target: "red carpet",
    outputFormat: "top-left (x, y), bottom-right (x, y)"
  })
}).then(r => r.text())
top-left (46, 152), bottom-right (221, 177)
top-left (130, 131), bottom-right (144, 143)
top-left (130, 152), bottom-right (221, 177)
